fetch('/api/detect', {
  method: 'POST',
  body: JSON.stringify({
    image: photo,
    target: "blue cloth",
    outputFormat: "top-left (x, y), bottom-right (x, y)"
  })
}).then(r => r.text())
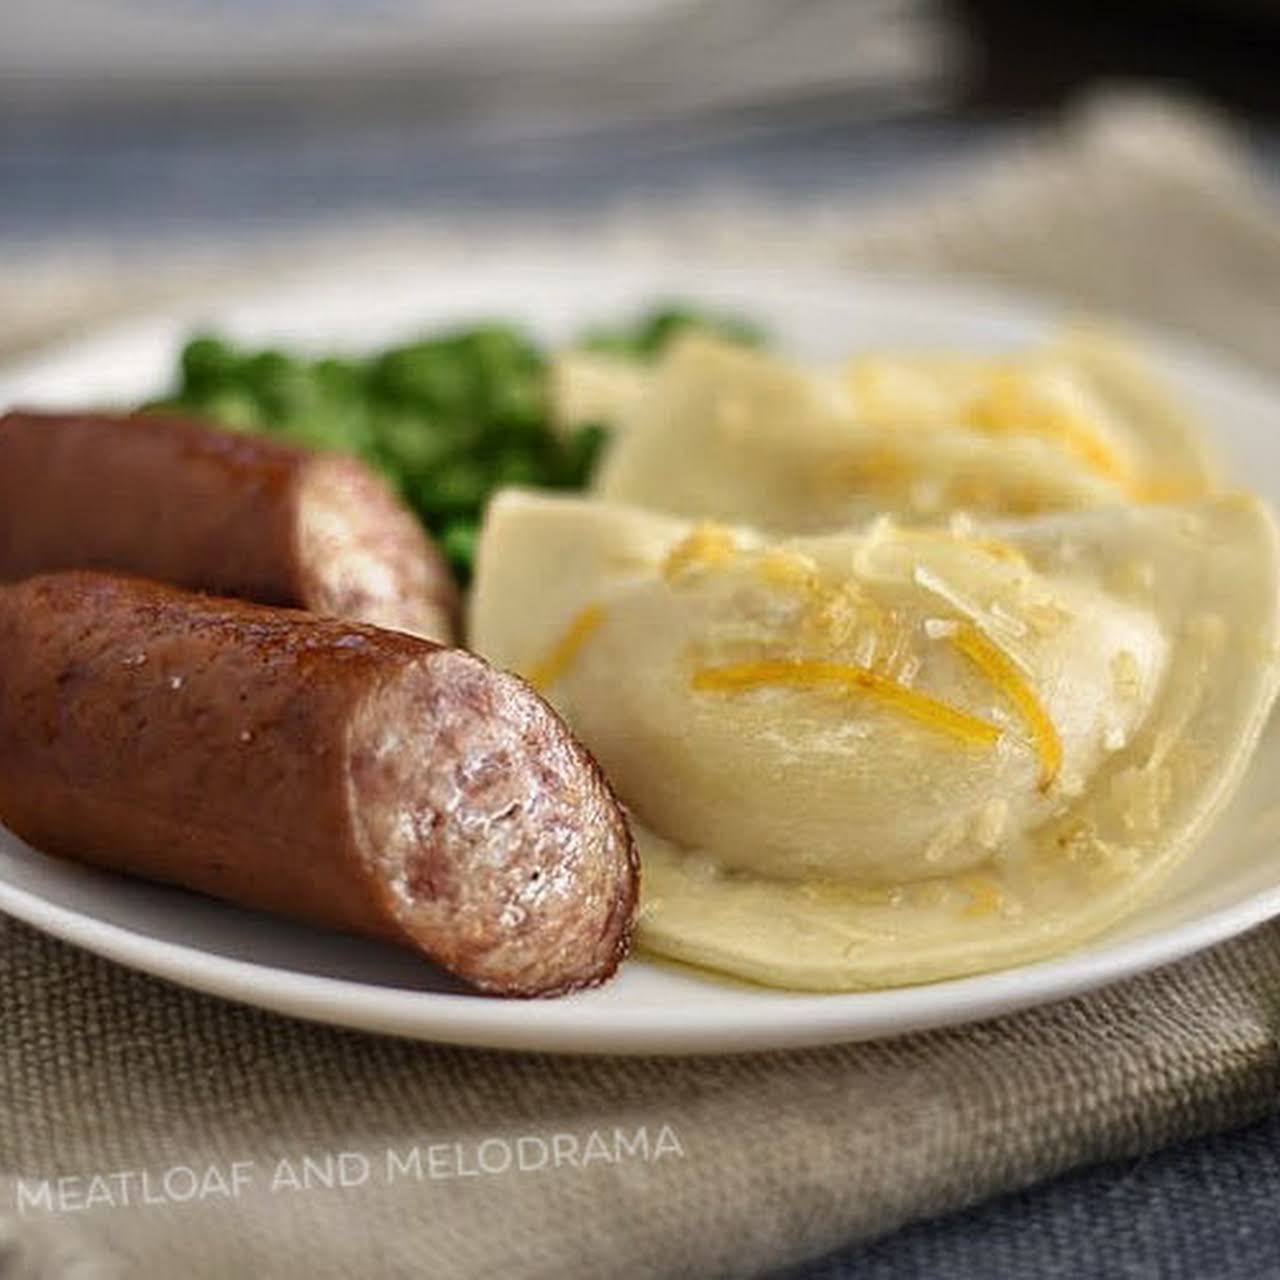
top-left (0, 113), bottom-right (1005, 243)
top-left (782, 1113), bottom-right (1280, 1279)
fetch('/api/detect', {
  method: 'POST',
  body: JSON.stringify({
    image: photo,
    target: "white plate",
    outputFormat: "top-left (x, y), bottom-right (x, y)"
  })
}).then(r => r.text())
top-left (4, 256), bottom-right (1280, 1056)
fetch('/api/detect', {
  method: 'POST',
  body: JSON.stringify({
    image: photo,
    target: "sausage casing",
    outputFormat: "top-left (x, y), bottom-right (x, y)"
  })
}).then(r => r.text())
top-left (0, 573), bottom-right (637, 997)
top-left (0, 409), bottom-right (459, 643)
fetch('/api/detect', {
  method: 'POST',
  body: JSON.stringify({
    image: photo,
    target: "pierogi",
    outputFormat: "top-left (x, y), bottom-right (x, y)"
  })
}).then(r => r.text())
top-left (470, 490), bottom-right (1280, 990)
top-left (593, 331), bottom-right (1220, 530)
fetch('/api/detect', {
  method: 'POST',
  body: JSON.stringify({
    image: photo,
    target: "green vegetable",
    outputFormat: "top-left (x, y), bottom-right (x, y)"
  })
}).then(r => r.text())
top-left (149, 305), bottom-right (765, 586)
top-left (577, 304), bottom-right (765, 360)
top-left (439, 520), bottom-right (479, 577)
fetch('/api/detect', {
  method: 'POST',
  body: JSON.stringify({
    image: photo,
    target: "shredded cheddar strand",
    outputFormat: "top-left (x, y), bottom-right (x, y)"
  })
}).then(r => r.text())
top-left (965, 370), bottom-right (1140, 494)
top-left (525, 604), bottom-right (605, 691)
top-left (661, 523), bottom-right (737, 582)
top-left (690, 659), bottom-right (1002, 750)
top-left (813, 447), bottom-right (911, 501)
top-left (950, 621), bottom-right (1062, 790)
top-left (754, 549), bottom-right (821, 594)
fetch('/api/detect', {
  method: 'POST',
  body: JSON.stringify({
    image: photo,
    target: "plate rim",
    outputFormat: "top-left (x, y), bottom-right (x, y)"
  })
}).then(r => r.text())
top-left (4, 859), bottom-right (1280, 1056)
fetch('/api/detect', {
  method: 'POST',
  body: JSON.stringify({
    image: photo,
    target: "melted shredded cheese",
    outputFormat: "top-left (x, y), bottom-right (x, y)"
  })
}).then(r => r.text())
top-left (965, 369), bottom-right (1137, 492)
top-left (846, 356), bottom-right (1146, 498)
top-left (525, 604), bottom-right (605, 691)
top-left (754, 549), bottom-right (821, 594)
top-left (950, 622), bottom-right (1062, 790)
top-left (816, 447), bottom-right (912, 501)
top-left (690, 659), bottom-right (1003, 749)
top-left (662, 523), bottom-right (737, 582)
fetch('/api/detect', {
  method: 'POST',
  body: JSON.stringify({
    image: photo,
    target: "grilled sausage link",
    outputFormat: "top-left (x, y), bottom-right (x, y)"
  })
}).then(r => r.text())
top-left (0, 573), bottom-right (637, 996)
top-left (0, 409), bottom-right (458, 643)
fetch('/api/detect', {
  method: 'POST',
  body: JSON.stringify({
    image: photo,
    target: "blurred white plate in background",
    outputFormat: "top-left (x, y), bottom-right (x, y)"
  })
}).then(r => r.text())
top-left (2, 258), bottom-right (1280, 1055)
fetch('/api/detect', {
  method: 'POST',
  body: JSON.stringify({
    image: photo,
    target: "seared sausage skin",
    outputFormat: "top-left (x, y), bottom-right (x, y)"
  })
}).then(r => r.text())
top-left (0, 409), bottom-right (458, 644)
top-left (0, 573), bottom-right (637, 997)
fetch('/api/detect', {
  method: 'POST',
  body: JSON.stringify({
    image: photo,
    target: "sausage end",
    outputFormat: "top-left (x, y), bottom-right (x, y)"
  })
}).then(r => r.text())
top-left (349, 649), bottom-right (637, 997)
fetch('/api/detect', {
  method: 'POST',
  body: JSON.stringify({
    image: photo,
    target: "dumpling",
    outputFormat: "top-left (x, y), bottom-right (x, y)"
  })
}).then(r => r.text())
top-left (593, 331), bottom-right (1220, 530)
top-left (469, 488), bottom-right (1280, 990)
top-left (841, 327), bottom-right (1220, 498)
top-left (549, 350), bottom-right (650, 437)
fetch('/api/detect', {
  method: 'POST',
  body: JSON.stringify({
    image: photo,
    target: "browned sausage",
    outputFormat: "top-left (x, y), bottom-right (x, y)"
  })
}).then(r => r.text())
top-left (0, 572), bottom-right (637, 997)
top-left (0, 409), bottom-right (459, 644)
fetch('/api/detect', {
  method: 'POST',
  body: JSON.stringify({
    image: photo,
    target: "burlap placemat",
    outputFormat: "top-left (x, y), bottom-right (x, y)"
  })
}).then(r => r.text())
top-left (3, 89), bottom-right (1280, 1279)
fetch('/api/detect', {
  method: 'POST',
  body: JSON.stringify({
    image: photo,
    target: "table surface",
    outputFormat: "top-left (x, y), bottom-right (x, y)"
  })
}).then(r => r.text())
top-left (3, 98), bottom-right (1279, 1280)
